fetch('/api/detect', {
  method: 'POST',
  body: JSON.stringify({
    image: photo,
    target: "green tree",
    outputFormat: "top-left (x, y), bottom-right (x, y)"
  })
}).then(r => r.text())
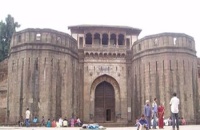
top-left (0, 14), bottom-right (20, 62)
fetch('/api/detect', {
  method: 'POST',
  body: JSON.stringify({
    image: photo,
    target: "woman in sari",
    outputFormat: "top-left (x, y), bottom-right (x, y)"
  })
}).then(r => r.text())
top-left (158, 103), bottom-right (165, 129)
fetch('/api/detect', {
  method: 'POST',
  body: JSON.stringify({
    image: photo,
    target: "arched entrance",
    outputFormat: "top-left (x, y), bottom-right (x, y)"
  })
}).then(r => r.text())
top-left (95, 81), bottom-right (115, 122)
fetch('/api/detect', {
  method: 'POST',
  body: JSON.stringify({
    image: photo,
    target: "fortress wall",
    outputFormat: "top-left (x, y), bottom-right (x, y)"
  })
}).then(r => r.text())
top-left (131, 33), bottom-right (198, 123)
top-left (0, 59), bottom-right (8, 123)
top-left (8, 29), bottom-right (80, 123)
top-left (197, 58), bottom-right (200, 123)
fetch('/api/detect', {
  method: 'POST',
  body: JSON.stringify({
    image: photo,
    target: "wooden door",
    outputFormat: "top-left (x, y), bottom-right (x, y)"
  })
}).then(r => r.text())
top-left (95, 81), bottom-right (115, 122)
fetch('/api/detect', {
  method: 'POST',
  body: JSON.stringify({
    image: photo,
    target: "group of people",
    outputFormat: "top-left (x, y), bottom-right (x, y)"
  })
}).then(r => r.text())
top-left (20, 93), bottom-right (181, 130)
top-left (136, 92), bottom-right (180, 130)
top-left (18, 108), bottom-right (82, 127)
top-left (167, 116), bottom-right (186, 126)
top-left (45, 117), bottom-right (82, 127)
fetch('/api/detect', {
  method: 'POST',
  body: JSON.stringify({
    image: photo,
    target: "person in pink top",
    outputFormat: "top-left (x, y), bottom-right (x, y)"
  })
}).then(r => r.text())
top-left (70, 118), bottom-right (75, 127)
top-left (51, 119), bottom-right (56, 127)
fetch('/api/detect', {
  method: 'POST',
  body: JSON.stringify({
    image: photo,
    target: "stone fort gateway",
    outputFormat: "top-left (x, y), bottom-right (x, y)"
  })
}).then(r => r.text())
top-left (0, 25), bottom-right (200, 125)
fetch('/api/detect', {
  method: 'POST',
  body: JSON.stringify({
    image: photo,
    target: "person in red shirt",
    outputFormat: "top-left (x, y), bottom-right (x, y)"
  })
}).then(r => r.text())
top-left (158, 102), bottom-right (165, 128)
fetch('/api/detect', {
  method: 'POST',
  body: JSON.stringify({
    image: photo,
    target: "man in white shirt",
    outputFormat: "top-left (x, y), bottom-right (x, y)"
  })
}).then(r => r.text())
top-left (25, 108), bottom-right (31, 127)
top-left (170, 93), bottom-right (179, 130)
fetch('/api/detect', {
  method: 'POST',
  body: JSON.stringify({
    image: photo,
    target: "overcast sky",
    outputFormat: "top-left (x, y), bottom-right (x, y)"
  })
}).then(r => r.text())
top-left (1, 0), bottom-right (199, 56)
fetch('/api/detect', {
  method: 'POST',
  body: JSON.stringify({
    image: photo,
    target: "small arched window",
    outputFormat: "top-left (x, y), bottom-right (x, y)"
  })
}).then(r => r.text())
top-left (110, 33), bottom-right (116, 45)
top-left (36, 33), bottom-right (41, 41)
top-left (173, 38), bottom-right (177, 45)
top-left (118, 34), bottom-right (124, 45)
top-left (102, 33), bottom-right (108, 45)
top-left (154, 38), bottom-right (158, 46)
top-left (56, 37), bottom-right (61, 44)
top-left (85, 33), bottom-right (92, 44)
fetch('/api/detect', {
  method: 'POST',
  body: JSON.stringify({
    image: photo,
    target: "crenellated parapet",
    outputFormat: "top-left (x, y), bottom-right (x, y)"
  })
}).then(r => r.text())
top-left (132, 33), bottom-right (196, 60)
top-left (10, 28), bottom-right (78, 57)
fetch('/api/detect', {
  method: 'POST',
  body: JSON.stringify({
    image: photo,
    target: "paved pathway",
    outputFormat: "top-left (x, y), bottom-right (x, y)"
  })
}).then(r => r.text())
top-left (0, 125), bottom-right (200, 130)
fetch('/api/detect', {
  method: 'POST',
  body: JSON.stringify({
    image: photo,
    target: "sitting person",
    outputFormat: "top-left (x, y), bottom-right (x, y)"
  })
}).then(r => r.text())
top-left (46, 119), bottom-right (51, 127)
top-left (137, 114), bottom-right (148, 130)
top-left (18, 115), bottom-right (24, 127)
top-left (51, 119), bottom-right (56, 127)
top-left (58, 117), bottom-right (63, 127)
top-left (76, 117), bottom-right (82, 127)
top-left (70, 117), bottom-right (75, 127)
top-left (63, 118), bottom-right (68, 127)
top-left (32, 116), bottom-right (38, 126)
top-left (168, 116), bottom-right (172, 126)
top-left (181, 117), bottom-right (186, 125)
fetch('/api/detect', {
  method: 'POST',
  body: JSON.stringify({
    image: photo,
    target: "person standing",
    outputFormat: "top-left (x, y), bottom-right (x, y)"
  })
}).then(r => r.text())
top-left (144, 100), bottom-right (151, 129)
top-left (25, 108), bottom-right (31, 127)
top-left (41, 116), bottom-right (45, 126)
top-left (152, 98), bottom-right (158, 129)
top-left (158, 102), bottom-right (165, 128)
top-left (170, 93), bottom-right (180, 130)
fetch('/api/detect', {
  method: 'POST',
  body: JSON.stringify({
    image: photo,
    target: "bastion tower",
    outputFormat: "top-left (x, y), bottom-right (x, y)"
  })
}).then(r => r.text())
top-left (131, 33), bottom-right (199, 123)
top-left (7, 29), bottom-right (80, 122)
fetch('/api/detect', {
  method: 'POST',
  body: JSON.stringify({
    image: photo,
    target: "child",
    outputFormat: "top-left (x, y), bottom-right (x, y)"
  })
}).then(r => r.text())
top-left (18, 116), bottom-right (24, 127)
top-left (138, 114), bottom-right (148, 130)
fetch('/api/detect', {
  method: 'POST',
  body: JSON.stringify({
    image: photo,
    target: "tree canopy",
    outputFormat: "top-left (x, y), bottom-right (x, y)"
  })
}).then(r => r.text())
top-left (0, 14), bottom-right (20, 62)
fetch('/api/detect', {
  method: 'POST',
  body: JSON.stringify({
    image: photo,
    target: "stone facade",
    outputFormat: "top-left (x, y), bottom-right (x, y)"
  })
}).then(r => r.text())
top-left (0, 25), bottom-right (200, 125)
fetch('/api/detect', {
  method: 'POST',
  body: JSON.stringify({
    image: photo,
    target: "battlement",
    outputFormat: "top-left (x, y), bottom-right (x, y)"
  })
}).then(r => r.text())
top-left (10, 28), bottom-right (78, 54)
top-left (133, 32), bottom-right (196, 57)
